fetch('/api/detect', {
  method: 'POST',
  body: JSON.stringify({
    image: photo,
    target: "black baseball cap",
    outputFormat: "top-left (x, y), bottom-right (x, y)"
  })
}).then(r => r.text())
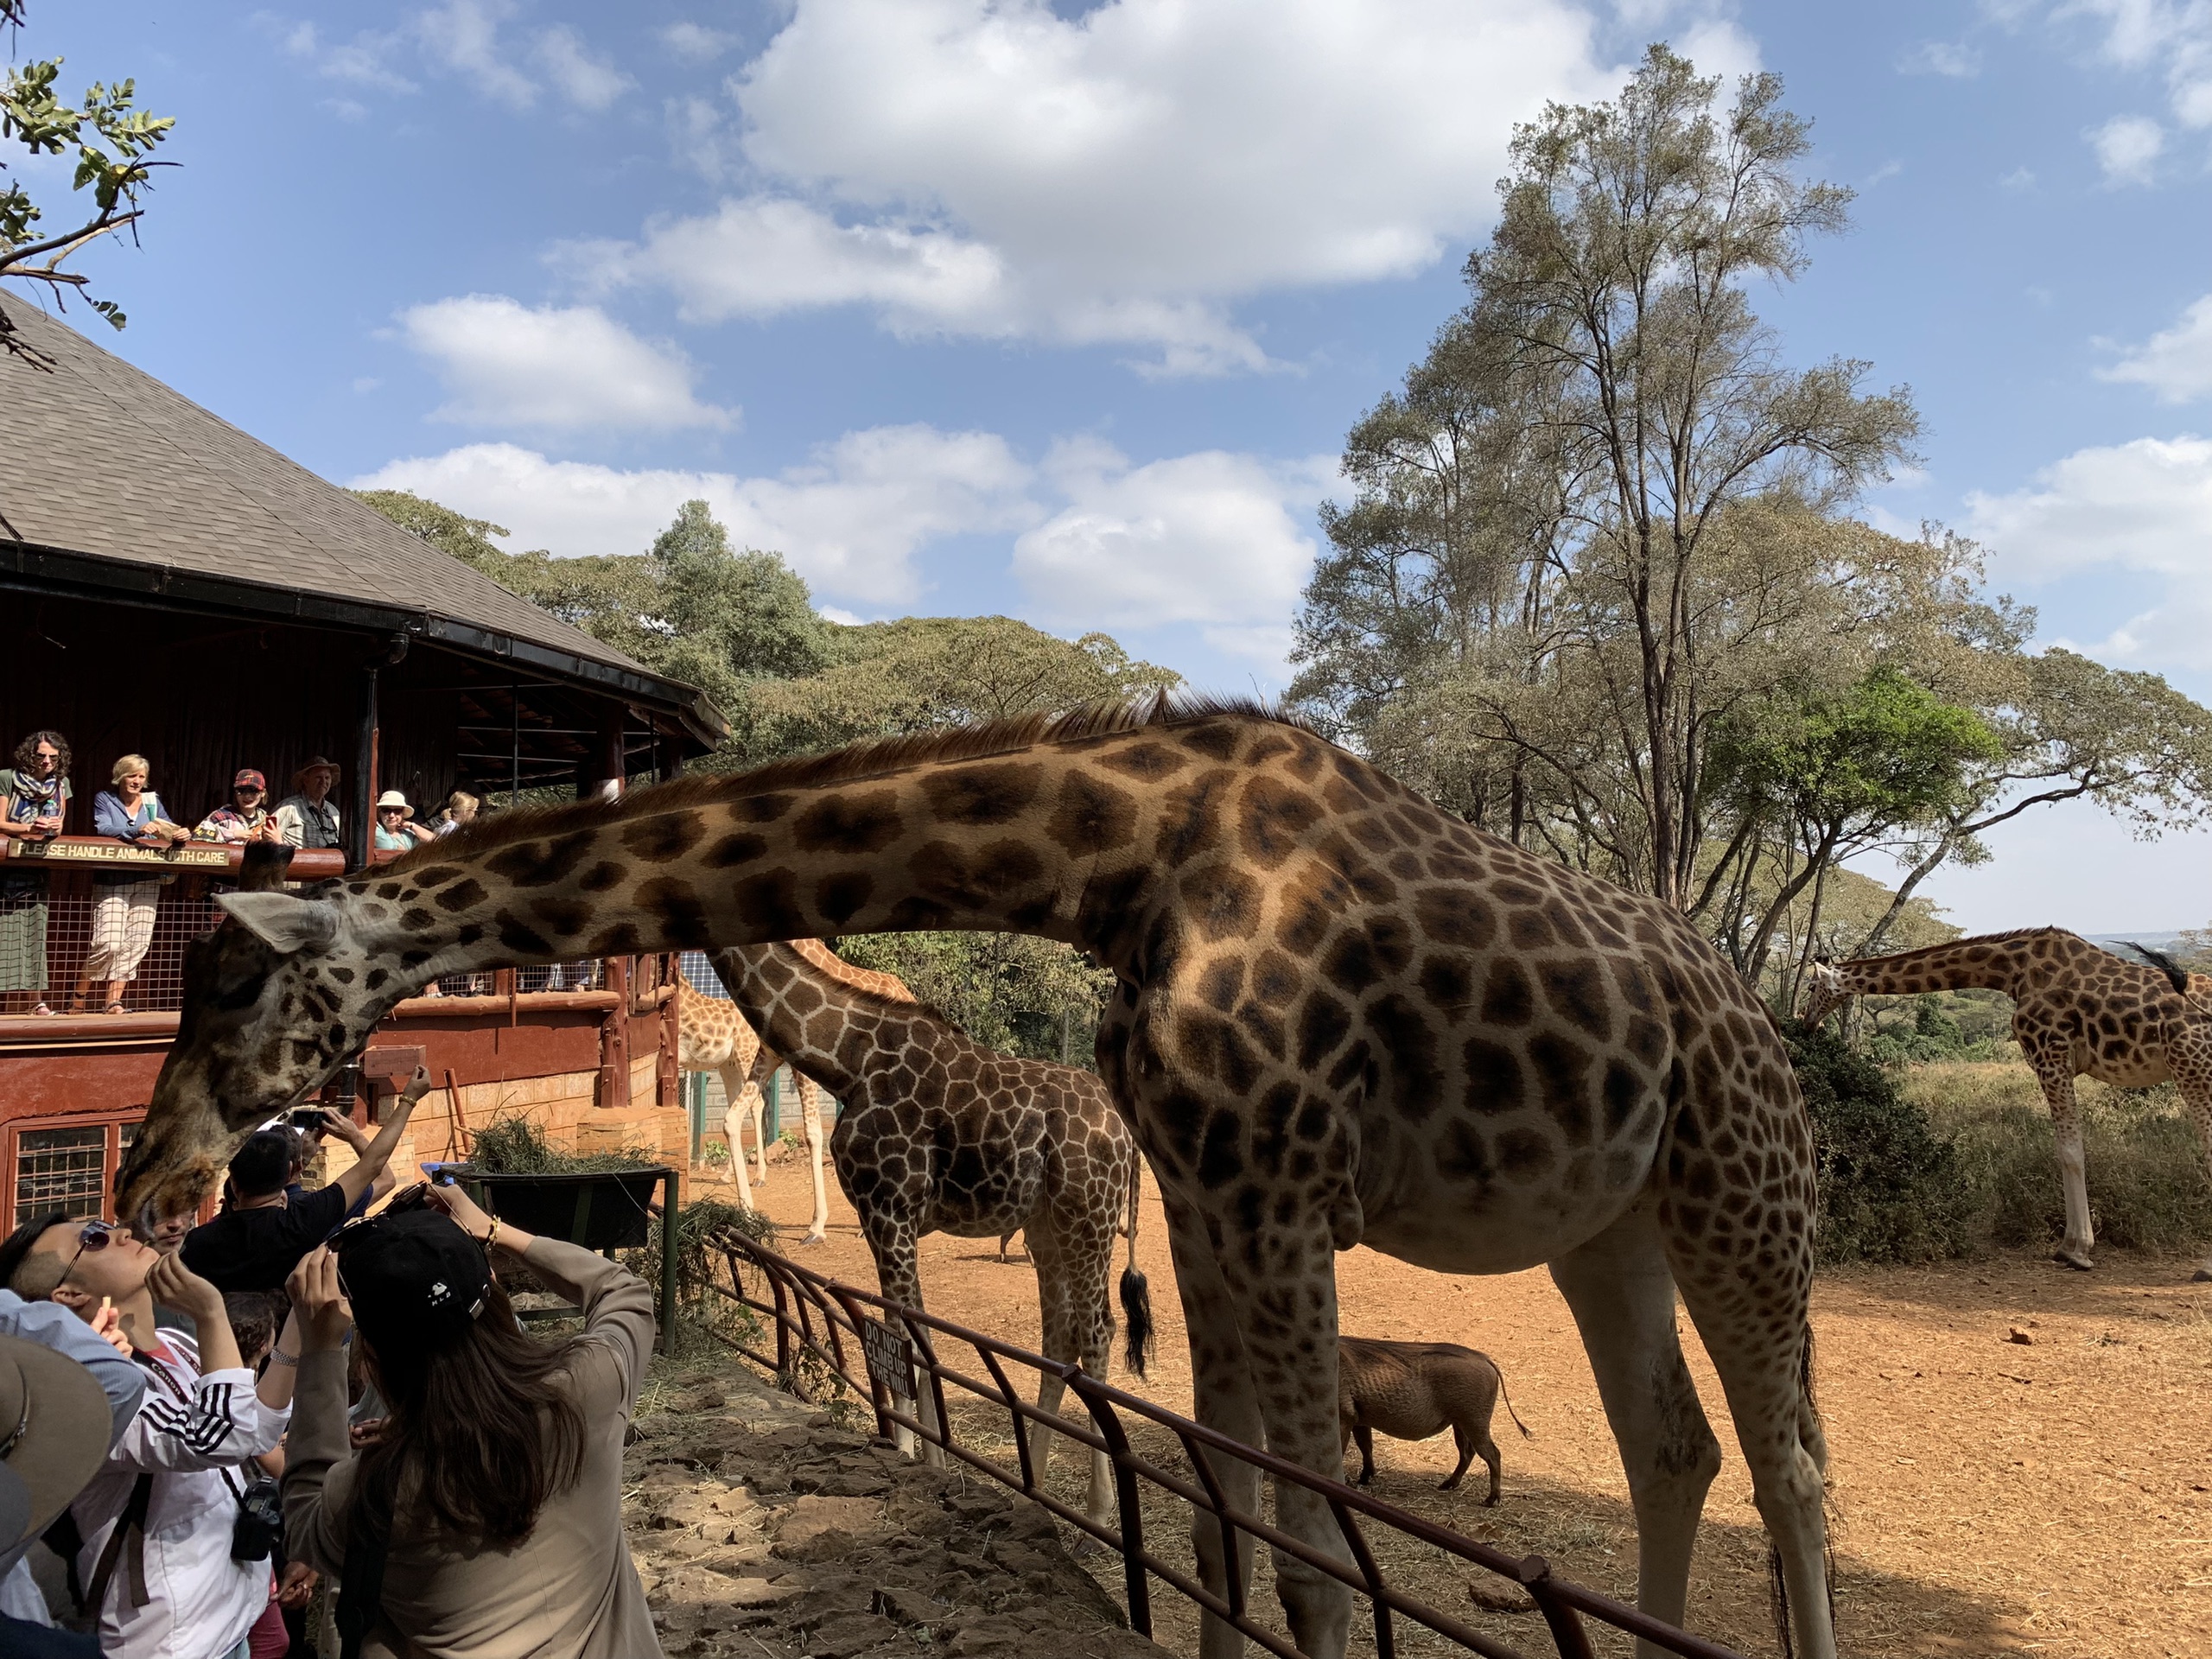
top-left (333, 1207), bottom-right (490, 1351)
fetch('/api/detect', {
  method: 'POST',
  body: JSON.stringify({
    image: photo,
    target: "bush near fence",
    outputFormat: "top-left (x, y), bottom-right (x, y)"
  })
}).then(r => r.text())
top-left (1783, 1024), bottom-right (2212, 1263)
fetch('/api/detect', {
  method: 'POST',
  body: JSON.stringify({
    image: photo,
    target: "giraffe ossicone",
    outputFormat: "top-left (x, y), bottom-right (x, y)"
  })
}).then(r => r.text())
top-left (130, 700), bottom-right (1840, 1659)
top-left (1805, 926), bottom-right (2212, 1279)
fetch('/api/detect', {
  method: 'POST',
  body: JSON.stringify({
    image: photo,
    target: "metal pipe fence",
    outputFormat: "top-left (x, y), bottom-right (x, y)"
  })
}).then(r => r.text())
top-left (703, 1227), bottom-right (1745, 1659)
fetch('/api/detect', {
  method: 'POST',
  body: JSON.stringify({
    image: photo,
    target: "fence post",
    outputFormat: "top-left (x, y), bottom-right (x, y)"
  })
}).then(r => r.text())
top-left (1069, 1371), bottom-right (1152, 1641)
top-left (1517, 1555), bottom-right (1598, 1659)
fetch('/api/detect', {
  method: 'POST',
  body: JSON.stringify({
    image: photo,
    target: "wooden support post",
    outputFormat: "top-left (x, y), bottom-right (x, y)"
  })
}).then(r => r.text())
top-left (599, 956), bottom-right (631, 1110)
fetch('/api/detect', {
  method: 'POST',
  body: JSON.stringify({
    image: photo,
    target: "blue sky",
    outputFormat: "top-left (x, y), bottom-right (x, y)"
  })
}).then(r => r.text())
top-left (13, 1), bottom-right (2212, 931)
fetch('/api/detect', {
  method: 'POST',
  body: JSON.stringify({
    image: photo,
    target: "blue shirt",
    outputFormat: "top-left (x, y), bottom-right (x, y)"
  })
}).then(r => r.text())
top-left (0, 1290), bottom-right (147, 1579)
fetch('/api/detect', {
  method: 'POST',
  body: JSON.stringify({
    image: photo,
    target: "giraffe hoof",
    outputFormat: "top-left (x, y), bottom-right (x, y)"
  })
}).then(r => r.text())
top-left (2191, 1267), bottom-right (2212, 1283)
top-left (2054, 1247), bottom-right (2094, 1272)
top-left (799, 1232), bottom-right (829, 1248)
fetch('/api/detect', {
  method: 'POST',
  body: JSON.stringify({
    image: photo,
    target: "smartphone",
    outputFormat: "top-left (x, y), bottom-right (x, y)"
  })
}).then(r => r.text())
top-left (283, 1108), bottom-right (330, 1133)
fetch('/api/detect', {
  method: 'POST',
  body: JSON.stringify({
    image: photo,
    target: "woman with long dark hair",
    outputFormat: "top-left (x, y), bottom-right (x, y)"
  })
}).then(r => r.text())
top-left (282, 1185), bottom-right (659, 1657)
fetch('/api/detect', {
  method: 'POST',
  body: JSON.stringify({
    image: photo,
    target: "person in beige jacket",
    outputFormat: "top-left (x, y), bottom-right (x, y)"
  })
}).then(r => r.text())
top-left (282, 1185), bottom-right (661, 1659)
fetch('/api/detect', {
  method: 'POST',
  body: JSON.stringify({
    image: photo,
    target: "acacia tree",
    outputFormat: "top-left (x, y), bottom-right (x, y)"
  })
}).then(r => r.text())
top-left (1, 0), bottom-right (174, 357)
top-left (1294, 46), bottom-right (1919, 907)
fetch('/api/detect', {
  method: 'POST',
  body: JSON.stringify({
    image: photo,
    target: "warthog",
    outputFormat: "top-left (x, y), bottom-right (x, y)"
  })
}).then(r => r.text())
top-left (1338, 1334), bottom-right (1531, 1503)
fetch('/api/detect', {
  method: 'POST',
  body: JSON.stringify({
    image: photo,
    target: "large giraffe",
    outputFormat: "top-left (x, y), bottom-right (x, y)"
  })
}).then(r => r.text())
top-left (124, 704), bottom-right (1836, 1659)
top-left (1804, 926), bottom-right (2212, 1278)
top-left (710, 938), bottom-right (1149, 1524)
top-left (673, 963), bottom-right (838, 1241)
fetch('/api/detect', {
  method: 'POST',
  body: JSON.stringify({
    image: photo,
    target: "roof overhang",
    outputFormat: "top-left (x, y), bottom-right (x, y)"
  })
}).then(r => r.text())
top-left (0, 537), bottom-right (728, 750)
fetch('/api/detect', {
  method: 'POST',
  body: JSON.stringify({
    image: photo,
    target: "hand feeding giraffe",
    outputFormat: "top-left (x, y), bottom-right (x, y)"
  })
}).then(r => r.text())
top-left (125, 702), bottom-right (1838, 1659)
top-left (1805, 926), bottom-right (2212, 1278)
top-left (710, 938), bottom-right (1150, 1525)
top-left (672, 963), bottom-right (836, 1242)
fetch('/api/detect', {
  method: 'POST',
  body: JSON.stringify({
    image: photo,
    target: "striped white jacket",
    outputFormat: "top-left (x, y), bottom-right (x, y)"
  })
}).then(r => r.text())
top-left (68, 1332), bottom-right (289, 1659)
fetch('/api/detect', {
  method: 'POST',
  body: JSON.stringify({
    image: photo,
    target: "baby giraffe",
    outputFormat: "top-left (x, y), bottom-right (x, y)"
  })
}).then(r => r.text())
top-left (709, 939), bottom-right (1151, 1525)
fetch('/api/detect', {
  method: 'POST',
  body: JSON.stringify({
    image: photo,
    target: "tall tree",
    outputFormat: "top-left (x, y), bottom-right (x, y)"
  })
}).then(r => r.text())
top-left (1, 0), bottom-right (174, 357)
top-left (1294, 46), bottom-right (1919, 908)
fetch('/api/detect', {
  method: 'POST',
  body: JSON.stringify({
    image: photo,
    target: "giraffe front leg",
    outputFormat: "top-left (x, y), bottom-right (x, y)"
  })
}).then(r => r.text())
top-left (798, 1074), bottom-right (830, 1245)
top-left (860, 1212), bottom-right (943, 1465)
top-left (718, 1067), bottom-right (756, 1212)
top-left (2039, 1063), bottom-right (2095, 1269)
top-left (1026, 1215), bottom-right (1119, 1529)
top-left (2166, 1048), bottom-right (2212, 1281)
top-left (1553, 1205), bottom-right (1722, 1656)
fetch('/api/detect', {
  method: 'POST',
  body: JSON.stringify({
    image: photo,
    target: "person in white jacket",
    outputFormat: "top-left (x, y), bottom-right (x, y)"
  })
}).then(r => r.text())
top-left (0, 1214), bottom-right (301, 1659)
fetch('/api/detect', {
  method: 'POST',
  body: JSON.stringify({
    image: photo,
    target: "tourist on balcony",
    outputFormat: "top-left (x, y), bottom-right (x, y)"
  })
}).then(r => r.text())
top-left (274, 756), bottom-right (341, 850)
top-left (0, 729), bottom-right (72, 1017)
top-left (372, 790), bottom-right (435, 853)
top-left (432, 787), bottom-right (481, 836)
top-left (195, 768), bottom-right (282, 844)
top-left (73, 756), bottom-right (188, 1018)
top-left (281, 1182), bottom-right (659, 1659)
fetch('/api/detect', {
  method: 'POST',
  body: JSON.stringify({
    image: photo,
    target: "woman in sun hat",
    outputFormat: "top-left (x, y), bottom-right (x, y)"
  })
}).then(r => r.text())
top-left (283, 1185), bottom-right (659, 1657)
top-left (372, 791), bottom-right (435, 854)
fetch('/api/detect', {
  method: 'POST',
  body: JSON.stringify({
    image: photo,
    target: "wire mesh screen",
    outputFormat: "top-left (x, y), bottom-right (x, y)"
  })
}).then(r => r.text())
top-left (16, 874), bottom-right (223, 1013)
top-left (15, 1126), bottom-right (111, 1217)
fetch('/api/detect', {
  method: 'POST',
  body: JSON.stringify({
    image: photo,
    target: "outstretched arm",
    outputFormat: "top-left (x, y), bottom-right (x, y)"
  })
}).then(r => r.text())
top-left (334, 1066), bottom-right (432, 1207)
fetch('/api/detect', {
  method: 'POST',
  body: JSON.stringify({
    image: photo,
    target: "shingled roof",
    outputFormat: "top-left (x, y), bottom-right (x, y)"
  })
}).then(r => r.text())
top-left (0, 293), bottom-right (723, 744)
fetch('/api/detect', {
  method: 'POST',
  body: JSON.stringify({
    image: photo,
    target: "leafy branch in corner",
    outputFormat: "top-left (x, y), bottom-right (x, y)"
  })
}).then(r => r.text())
top-left (1, 0), bottom-right (175, 359)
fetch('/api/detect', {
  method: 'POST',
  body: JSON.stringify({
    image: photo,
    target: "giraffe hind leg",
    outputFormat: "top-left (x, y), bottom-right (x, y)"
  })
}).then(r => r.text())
top-left (1550, 1205), bottom-right (1723, 1657)
top-left (2164, 1040), bottom-right (2212, 1281)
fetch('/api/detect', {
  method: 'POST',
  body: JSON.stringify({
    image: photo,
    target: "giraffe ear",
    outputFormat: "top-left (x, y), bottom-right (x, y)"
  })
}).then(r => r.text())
top-left (216, 890), bottom-right (340, 955)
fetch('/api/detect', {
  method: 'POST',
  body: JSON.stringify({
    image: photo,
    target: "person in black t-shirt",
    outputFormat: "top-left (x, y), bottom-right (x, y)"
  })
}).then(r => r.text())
top-left (181, 1066), bottom-right (430, 1293)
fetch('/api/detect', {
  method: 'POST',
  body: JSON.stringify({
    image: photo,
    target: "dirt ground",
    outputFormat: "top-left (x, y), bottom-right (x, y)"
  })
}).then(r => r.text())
top-left (709, 1151), bottom-right (2212, 1658)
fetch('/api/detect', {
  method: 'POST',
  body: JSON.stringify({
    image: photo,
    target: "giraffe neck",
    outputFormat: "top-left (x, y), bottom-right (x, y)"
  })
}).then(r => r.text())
top-left (711, 944), bottom-right (929, 1099)
top-left (1837, 937), bottom-right (2033, 998)
top-left (331, 726), bottom-right (1197, 1021)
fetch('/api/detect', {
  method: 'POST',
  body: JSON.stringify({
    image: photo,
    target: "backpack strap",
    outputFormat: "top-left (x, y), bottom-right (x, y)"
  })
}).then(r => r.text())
top-left (66, 1473), bottom-right (154, 1622)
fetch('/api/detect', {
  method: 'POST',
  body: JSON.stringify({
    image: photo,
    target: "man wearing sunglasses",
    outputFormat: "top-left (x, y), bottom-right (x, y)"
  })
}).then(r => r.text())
top-left (0, 1216), bottom-right (302, 1658)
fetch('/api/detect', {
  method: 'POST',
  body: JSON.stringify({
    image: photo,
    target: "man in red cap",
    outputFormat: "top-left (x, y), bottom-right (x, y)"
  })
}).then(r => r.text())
top-left (194, 769), bottom-right (281, 845)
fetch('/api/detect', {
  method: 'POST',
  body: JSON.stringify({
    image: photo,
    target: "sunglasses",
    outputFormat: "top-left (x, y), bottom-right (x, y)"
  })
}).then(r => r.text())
top-left (61, 1220), bottom-right (121, 1284)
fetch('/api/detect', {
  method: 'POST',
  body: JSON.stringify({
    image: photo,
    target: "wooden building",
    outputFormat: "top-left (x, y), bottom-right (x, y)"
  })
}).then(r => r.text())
top-left (0, 294), bottom-right (724, 1228)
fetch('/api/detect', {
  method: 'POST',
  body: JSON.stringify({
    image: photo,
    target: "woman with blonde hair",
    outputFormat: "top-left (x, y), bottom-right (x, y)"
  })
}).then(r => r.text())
top-left (74, 753), bottom-right (188, 1014)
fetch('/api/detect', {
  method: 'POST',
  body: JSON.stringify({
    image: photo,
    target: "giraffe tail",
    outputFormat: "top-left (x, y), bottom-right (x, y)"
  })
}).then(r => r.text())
top-left (1118, 1151), bottom-right (1154, 1378)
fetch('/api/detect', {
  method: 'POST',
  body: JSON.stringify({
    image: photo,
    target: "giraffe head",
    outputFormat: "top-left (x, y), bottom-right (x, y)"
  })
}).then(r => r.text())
top-left (1797, 961), bottom-right (1847, 1028)
top-left (118, 875), bottom-right (415, 1223)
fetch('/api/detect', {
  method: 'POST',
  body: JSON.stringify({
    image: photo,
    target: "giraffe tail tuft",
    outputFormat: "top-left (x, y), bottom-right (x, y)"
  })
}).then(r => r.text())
top-left (1118, 1150), bottom-right (1154, 1377)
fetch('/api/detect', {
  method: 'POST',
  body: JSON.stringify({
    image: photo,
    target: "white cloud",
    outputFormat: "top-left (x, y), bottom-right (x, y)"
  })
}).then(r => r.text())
top-left (2101, 293), bottom-right (2212, 402)
top-left (416, 0), bottom-right (538, 110)
top-left (1012, 441), bottom-right (1332, 626)
top-left (397, 296), bottom-right (735, 432)
top-left (2064, 0), bottom-right (2212, 129)
top-left (1964, 434), bottom-right (2212, 666)
top-left (574, 0), bottom-right (1650, 373)
top-left (351, 428), bottom-right (1037, 606)
top-left (661, 22), bottom-right (740, 61)
top-left (1898, 40), bottom-right (1982, 76)
top-left (533, 25), bottom-right (632, 111)
top-left (2086, 112), bottom-right (2165, 183)
top-left (271, 3), bottom-right (628, 115)
top-left (352, 427), bottom-right (1331, 621)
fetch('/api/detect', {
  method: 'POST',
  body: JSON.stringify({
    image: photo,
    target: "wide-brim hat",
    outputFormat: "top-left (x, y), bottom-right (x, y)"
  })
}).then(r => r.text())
top-left (0, 1333), bottom-right (117, 1556)
top-left (292, 756), bottom-right (340, 788)
top-left (375, 790), bottom-right (409, 810)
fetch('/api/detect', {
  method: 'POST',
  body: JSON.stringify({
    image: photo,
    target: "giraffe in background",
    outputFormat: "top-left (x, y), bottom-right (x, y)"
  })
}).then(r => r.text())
top-left (712, 938), bottom-right (1148, 1522)
top-left (672, 961), bottom-right (843, 1242)
top-left (134, 703), bottom-right (1840, 1659)
top-left (1806, 926), bottom-right (2212, 1277)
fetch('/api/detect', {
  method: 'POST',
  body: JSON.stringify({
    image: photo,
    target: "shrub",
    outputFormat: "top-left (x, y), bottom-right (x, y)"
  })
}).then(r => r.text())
top-left (1782, 1019), bottom-right (1977, 1263)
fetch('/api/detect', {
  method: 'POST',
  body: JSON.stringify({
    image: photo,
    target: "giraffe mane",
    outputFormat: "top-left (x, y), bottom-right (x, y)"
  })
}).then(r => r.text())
top-left (1837, 925), bottom-right (2074, 967)
top-left (385, 693), bottom-right (1314, 875)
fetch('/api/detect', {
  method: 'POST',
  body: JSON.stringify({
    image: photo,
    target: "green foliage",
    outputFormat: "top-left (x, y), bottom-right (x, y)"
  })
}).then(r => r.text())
top-left (466, 1114), bottom-right (658, 1174)
top-left (1783, 1020), bottom-right (1976, 1263)
top-left (1858, 990), bottom-right (2016, 1065)
top-left (2, 2), bottom-right (174, 340)
top-left (650, 499), bottom-right (833, 725)
top-left (835, 930), bottom-right (1112, 1065)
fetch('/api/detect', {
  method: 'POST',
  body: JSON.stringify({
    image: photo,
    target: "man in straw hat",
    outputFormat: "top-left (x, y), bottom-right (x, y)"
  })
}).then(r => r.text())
top-left (0, 1216), bottom-right (302, 1657)
top-left (0, 1286), bottom-right (144, 1646)
top-left (274, 757), bottom-right (341, 851)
